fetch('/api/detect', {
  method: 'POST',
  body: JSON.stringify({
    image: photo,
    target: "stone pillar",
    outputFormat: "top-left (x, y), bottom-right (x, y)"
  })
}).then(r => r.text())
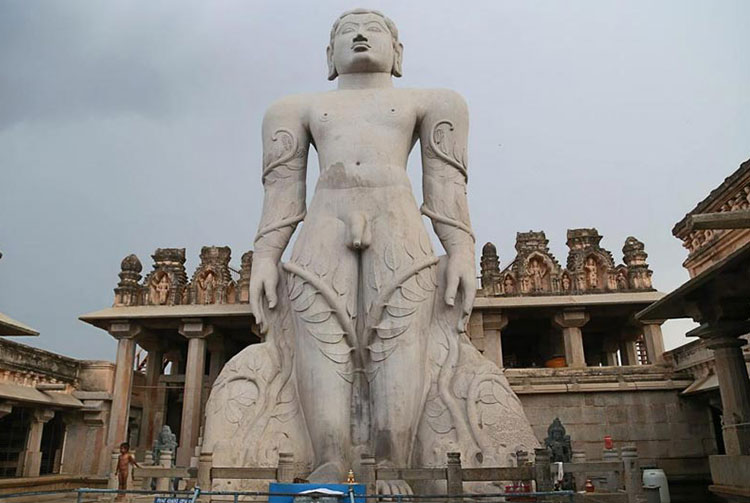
top-left (176, 319), bottom-right (212, 466)
top-left (138, 343), bottom-right (164, 451)
top-left (642, 322), bottom-right (666, 364)
top-left (207, 336), bottom-right (227, 386)
top-left (106, 321), bottom-right (141, 450)
top-left (483, 312), bottom-right (508, 368)
top-left (620, 339), bottom-right (639, 366)
top-left (705, 332), bottom-right (750, 455)
top-left (553, 310), bottom-right (589, 368)
top-left (602, 338), bottom-right (619, 366)
top-left (19, 409), bottom-right (55, 477)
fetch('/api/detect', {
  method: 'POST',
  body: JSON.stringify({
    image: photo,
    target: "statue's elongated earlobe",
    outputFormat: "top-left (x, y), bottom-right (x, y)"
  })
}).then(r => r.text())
top-left (392, 42), bottom-right (404, 78)
top-left (326, 45), bottom-right (338, 81)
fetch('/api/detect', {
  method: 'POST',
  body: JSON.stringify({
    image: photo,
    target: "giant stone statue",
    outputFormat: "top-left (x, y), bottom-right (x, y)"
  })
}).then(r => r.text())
top-left (204, 9), bottom-right (538, 493)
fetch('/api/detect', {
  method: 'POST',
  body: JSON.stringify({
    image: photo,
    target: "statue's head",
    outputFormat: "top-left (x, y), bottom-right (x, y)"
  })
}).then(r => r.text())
top-left (327, 9), bottom-right (403, 81)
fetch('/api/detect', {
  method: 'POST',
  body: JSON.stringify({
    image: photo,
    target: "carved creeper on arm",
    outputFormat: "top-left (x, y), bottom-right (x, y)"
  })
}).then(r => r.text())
top-left (420, 90), bottom-right (476, 331)
top-left (250, 97), bottom-right (310, 333)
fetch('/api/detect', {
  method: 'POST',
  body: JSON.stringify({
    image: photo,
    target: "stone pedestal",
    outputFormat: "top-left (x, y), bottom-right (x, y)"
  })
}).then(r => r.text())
top-left (554, 310), bottom-right (589, 368)
top-left (177, 319), bottom-right (212, 466)
top-left (642, 322), bottom-right (665, 364)
top-left (156, 450), bottom-right (173, 491)
top-left (18, 409), bottom-right (55, 477)
top-left (106, 321), bottom-right (141, 449)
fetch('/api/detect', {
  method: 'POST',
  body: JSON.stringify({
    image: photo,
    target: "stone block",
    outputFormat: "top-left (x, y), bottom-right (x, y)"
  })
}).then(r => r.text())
top-left (605, 405), bottom-right (628, 424)
top-left (702, 437), bottom-right (719, 455)
top-left (582, 407), bottom-right (605, 425)
top-left (647, 403), bottom-right (667, 423)
top-left (666, 402), bottom-right (688, 424)
top-left (584, 441), bottom-right (603, 461)
top-left (670, 438), bottom-right (704, 458)
top-left (556, 406), bottom-right (584, 425)
top-left (626, 405), bottom-right (648, 424)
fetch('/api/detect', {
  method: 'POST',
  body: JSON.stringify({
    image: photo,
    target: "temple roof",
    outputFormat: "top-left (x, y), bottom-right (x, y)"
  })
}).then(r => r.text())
top-left (672, 158), bottom-right (750, 238)
top-left (0, 312), bottom-right (39, 336)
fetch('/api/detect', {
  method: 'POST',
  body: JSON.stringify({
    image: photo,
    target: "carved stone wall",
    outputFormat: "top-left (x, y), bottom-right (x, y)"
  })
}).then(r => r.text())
top-left (480, 228), bottom-right (654, 297)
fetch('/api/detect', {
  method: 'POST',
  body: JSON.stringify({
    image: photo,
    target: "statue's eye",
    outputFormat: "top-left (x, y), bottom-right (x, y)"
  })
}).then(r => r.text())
top-left (367, 26), bottom-right (382, 32)
top-left (341, 27), bottom-right (355, 34)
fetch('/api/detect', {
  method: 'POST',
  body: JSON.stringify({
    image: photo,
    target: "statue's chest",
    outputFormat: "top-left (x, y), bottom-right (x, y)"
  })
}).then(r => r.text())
top-left (310, 99), bottom-right (416, 142)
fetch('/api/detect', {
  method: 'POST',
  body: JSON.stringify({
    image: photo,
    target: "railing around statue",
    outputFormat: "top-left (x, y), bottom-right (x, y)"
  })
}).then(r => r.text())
top-left (0, 487), bottom-right (577, 503)
top-left (193, 446), bottom-right (642, 503)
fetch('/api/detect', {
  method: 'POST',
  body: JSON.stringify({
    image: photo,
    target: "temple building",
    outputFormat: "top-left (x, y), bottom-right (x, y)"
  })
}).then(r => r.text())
top-left (79, 247), bottom-right (258, 467)
top-left (471, 228), bottom-right (663, 369)
top-left (639, 158), bottom-right (750, 501)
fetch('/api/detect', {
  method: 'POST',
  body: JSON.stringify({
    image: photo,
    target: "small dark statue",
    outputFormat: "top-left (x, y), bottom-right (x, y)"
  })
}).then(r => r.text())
top-left (544, 417), bottom-right (575, 490)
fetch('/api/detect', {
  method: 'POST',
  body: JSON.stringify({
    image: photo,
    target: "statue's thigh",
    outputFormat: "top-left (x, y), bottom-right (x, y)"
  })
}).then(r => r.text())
top-left (361, 222), bottom-right (437, 374)
top-left (288, 215), bottom-right (359, 377)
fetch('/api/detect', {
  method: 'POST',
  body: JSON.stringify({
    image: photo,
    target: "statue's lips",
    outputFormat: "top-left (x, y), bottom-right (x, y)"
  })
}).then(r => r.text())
top-left (351, 43), bottom-right (370, 52)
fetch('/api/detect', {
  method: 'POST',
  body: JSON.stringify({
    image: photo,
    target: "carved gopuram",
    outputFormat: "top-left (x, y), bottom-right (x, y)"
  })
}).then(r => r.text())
top-left (473, 228), bottom-right (663, 369)
top-left (80, 246), bottom-right (259, 467)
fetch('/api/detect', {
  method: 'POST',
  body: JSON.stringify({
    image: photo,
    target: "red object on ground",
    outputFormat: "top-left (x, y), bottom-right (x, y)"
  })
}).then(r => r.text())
top-left (604, 435), bottom-right (613, 449)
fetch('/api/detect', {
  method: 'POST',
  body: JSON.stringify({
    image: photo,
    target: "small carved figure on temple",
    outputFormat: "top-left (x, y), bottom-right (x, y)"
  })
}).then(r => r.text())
top-left (561, 273), bottom-right (571, 292)
top-left (152, 425), bottom-right (177, 462)
top-left (198, 271), bottom-right (217, 304)
top-left (520, 275), bottom-right (531, 293)
top-left (504, 275), bottom-right (515, 294)
top-left (584, 257), bottom-right (598, 289)
top-left (616, 271), bottom-right (628, 289)
top-left (528, 257), bottom-right (547, 292)
top-left (150, 273), bottom-right (170, 305)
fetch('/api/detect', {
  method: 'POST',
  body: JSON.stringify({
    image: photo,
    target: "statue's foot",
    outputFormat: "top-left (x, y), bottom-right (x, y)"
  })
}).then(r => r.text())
top-left (377, 479), bottom-right (414, 496)
top-left (307, 460), bottom-right (346, 483)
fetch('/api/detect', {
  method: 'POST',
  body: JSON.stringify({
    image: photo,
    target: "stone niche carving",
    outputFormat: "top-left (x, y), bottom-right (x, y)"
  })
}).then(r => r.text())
top-left (204, 8), bottom-right (538, 493)
top-left (188, 246), bottom-right (236, 305)
top-left (143, 248), bottom-right (187, 306)
top-left (480, 228), bottom-right (655, 296)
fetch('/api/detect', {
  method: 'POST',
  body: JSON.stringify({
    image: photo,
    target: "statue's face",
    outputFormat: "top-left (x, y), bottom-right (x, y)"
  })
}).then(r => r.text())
top-left (331, 12), bottom-right (396, 76)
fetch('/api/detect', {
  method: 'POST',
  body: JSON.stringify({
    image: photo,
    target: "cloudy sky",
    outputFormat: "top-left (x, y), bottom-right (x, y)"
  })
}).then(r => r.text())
top-left (1, 0), bottom-right (748, 360)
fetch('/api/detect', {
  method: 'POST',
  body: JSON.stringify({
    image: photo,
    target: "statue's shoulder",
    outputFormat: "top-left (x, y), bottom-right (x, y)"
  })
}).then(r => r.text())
top-left (263, 93), bottom-right (318, 123)
top-left (408, 88), bottom-right (468, 114)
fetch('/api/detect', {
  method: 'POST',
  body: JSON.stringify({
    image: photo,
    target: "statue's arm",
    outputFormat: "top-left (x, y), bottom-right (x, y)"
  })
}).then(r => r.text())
top-left (250, 97), bottom-right (309, 326)
top-left (419, 90), bottom-right (476, 316)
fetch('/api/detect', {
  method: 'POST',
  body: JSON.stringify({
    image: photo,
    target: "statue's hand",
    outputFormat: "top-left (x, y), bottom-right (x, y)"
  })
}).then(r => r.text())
top-left (444, 249), bottom-right (476, 332)
top-left (249, 256), bottom-right (280, 334)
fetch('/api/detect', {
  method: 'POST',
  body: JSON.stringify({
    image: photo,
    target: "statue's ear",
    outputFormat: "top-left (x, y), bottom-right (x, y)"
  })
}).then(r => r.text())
top-left (391, 41), bottom-right (404, 78)
top-left (326, 44), bottom-right (338, 81)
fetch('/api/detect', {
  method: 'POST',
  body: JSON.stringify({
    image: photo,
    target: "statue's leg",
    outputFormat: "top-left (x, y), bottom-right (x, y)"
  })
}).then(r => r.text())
top-left (287, 215), bottom-right (357, 482)
top-left (363, 214), bottom-right (437, 474)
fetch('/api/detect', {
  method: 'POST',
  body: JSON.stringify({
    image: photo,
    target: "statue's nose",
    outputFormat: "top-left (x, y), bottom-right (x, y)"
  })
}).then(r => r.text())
top-left (353, 33), bottom-right (368, 43)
